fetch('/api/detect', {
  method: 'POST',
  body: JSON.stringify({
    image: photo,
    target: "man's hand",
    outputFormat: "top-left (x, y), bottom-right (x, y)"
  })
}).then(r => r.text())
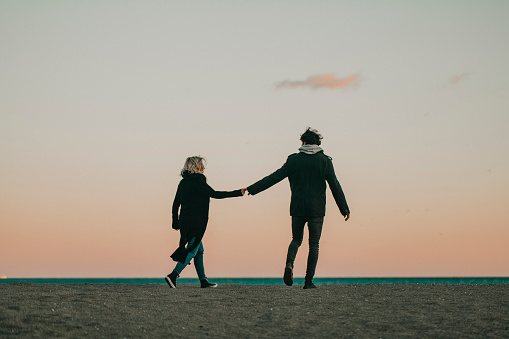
top-left (241, 188), bottom-right (247, 195)
top-left (344, 214), bottom-right (350, 221)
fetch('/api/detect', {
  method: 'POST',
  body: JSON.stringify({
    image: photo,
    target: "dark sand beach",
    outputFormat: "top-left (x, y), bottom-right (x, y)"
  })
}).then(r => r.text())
top-left (1, 283), bottom-right (508, 338)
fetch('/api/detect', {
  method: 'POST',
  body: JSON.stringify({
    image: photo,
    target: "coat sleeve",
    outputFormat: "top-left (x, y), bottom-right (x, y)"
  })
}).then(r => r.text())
top-left (203, 183), bottom-right (243, 199)
top-left (325, 159), bottom-right (350, 216)
top-left (247, 160), bottom-right (289, 195)
top-left (171, 185), bottom-right (181, 229)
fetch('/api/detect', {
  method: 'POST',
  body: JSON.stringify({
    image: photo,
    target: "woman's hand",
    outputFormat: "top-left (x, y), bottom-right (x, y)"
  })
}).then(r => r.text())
top-left (241, 188), bottom-right (248, 195)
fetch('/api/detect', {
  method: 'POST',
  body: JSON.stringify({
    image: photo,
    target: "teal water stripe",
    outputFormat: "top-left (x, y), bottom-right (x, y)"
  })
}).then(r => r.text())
top-left (2, 277), bottom-right (509, 284)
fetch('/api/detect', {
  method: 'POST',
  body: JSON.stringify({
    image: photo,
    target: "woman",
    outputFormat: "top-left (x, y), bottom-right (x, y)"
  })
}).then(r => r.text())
top-left (166, 156), bottom-right (245, 288)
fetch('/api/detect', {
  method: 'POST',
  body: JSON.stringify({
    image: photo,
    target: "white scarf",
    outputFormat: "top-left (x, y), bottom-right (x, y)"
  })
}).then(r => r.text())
top-left (299, 144), bottom-right (323, 154)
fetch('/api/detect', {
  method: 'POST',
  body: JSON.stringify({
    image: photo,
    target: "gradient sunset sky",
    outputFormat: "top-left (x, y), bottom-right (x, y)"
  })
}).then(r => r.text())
top-left (1, 1), bottom-right (508, 278)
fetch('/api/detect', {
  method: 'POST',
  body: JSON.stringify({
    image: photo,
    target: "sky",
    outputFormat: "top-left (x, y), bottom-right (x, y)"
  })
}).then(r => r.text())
top-left (1, 0), bottom-right (508, 278)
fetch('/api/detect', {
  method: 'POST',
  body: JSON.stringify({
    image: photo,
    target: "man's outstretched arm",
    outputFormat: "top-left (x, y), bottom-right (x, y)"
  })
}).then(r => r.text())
top-left (246, 162), bottom-right (289, 196)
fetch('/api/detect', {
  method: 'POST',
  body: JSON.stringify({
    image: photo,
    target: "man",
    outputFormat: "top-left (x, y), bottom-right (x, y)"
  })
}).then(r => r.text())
top-left (246, 127), bottom-right (350, 289)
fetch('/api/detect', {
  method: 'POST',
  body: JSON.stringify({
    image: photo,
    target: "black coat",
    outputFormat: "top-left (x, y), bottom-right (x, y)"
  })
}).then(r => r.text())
top-left (247, 151), bottom-right (350, 217)
top-left (171, 172), bottom-right (242, 263)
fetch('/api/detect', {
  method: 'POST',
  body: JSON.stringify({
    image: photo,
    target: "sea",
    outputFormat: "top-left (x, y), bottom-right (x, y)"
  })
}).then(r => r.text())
top-left (1, 277), bottom-right (509, 284)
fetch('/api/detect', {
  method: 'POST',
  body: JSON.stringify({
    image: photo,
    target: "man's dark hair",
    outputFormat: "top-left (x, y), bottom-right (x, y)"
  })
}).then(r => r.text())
top-left (300, 127), bottom-right (323, 146)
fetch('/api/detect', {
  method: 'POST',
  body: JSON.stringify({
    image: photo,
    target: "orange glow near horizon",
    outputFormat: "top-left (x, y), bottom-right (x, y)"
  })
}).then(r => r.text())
top-left (2, 175), bottom-right (508, 278)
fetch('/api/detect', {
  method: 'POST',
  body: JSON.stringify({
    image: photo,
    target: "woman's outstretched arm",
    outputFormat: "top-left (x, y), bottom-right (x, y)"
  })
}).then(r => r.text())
top-left (203, 183), bottom-right (244, 199)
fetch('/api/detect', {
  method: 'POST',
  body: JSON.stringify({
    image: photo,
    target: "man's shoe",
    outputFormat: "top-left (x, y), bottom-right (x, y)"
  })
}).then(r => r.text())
top-left (303, 282), bottom-right (317, 289)
top-left (165, 271), bottom-right (178, 288)
top-left (283, 267), bottom-right (293, 286)
top-left (200, 279), bottom-right (218, 288)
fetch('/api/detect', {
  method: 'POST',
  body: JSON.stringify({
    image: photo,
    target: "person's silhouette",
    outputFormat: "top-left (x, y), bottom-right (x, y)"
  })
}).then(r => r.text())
top-left (244, 128), bottom-right (350, 289)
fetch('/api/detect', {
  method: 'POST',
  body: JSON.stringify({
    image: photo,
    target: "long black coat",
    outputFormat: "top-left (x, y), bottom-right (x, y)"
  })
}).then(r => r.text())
top-left (247, 151), bottom-right (350, 217)
top-left (171, 172), bottom-right (242, 263)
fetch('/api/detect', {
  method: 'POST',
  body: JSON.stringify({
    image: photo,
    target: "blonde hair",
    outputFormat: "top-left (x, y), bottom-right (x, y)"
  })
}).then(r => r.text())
top-left (181, 156), bottom-right (206, 176)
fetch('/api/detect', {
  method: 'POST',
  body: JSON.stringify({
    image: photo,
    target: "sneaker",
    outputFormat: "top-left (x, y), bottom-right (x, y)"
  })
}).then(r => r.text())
top-left (165, 271), bottom-right (179, 288)
top-left (303, 282), bottom-right (316, 289)
top-left (283, 267), bottom-right (293, 286)
top-left (200, 279), bottom-right (218, 288)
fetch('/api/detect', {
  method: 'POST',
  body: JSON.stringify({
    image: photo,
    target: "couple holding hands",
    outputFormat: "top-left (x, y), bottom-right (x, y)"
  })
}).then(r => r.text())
top-left (166, 127), bottom-right (350, 289)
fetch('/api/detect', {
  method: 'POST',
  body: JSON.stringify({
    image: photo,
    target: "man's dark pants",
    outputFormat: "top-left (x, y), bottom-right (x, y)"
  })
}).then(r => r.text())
top-left (286, 216), bottom-right (324, 284)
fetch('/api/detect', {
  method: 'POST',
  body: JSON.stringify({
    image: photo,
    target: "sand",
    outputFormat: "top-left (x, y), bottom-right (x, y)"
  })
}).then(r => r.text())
top-left (1, 283), bottom-right (508, 338)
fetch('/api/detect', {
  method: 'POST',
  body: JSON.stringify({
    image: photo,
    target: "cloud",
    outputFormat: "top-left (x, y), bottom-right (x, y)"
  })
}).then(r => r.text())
top-left (449, 72), bottom-right (471, 85)
top-left (276, 73), bottom-right (361, 90)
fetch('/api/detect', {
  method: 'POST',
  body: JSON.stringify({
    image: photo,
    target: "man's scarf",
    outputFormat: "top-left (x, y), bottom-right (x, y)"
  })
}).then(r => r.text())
top-left (298, 144), bottom-right (323, 154)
